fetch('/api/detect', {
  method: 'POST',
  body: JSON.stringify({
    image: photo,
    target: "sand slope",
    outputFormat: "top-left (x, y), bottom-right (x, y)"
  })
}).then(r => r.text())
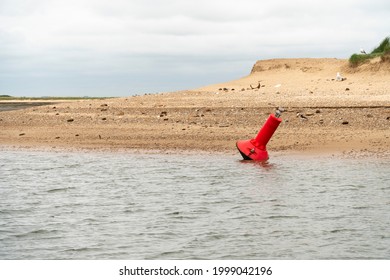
top-left (198, 58), bottom-right (389, 107)
top-left (1, 58), bottom-right (389, 157)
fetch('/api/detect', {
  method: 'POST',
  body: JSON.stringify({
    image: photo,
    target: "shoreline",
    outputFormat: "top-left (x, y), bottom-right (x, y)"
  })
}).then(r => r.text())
top-left (1, 97), bottom-right (389, 159)
top-left (1, 143), bottom-right (389, 161)
top-left (0, 101), bottom-right (58, 112)
top-left (1, 58), bottom-right (389, 158)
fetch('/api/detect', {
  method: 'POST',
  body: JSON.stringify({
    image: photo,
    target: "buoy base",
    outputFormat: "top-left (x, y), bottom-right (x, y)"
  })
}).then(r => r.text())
top-left (237, 113), bottom-right (282, 161)
top-left (236, 139), bottom-right (269, 161)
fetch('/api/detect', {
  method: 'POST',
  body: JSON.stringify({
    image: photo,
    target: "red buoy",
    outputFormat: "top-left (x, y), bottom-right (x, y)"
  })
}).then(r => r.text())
top-left (236, 113), bottom-right (282, 161)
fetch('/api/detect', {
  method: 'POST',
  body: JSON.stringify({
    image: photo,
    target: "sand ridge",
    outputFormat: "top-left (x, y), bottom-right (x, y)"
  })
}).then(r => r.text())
top-left (1, 58), bottom-right (389, 157)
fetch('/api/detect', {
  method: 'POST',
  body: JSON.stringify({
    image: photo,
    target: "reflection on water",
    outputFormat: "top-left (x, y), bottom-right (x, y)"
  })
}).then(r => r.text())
top-left (0, 149), bottom-right (389, 259)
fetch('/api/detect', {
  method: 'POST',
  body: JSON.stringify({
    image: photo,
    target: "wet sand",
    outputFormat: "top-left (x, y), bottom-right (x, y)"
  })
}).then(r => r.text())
top-left (1, 58), bottom-right (389, 157)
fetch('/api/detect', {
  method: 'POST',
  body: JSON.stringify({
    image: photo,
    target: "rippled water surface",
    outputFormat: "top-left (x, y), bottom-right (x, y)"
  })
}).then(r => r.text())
top-left (1, 149), bottom-right (389, 259)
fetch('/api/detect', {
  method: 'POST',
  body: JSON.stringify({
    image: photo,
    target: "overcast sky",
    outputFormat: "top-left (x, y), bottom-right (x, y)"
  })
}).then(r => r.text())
top-left (1, 0), bottom-right (389, 97)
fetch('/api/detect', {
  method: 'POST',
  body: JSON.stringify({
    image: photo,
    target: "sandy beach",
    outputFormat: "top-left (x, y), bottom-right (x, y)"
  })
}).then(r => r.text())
top-left (1, 58), bottom-right (389, 157)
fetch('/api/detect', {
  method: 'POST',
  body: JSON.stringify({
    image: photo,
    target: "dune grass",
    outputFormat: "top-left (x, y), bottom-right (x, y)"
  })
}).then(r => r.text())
top-left (349, 36), bottom-right (390, 67)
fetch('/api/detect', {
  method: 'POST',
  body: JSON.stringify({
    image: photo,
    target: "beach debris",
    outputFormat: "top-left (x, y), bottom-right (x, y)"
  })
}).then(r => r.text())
top-left (386, 116), bottom-right (390, 120)
top-left (274, 84), bottom-right (281, 88)
top-left (100, 104), bottom-right (108, 107)
top-left (159, 111), bottom-right (167, 117)
top-left (250, 81), bottom-right (261, 89)
top-left (19, 133), bottom-right (25, 136)
top-left (101, 117), bottom-right (107, 121)
top-left (336, 72), bottom-right (346, 81)
top-left (366, 114), bottom-right (373, 118)
top-left (360, 48), bottom-right (367, 54)
top-left (315, 109), bottom-right (321, 114)
top-left (342, 120), bottom-right (349, 125)
top-left (193, 109), bottom-right (204, 118)
top-left (299, 114), bottom-right (308, 120)
top-left (297, 112), bottom-right (308, 120)
top-left (67, 118), bottom-right (74, 122)
top-left (345, 88), bottom-right (350, 91)
top-left (275, 107), bottom-right (285, 118)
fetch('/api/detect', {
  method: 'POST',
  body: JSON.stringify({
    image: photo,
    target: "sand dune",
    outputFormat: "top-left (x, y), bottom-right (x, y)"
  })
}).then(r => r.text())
top-left (1, 58), bottom-right (389, 157)
top-left (198, 58), bottom-right (389, 107)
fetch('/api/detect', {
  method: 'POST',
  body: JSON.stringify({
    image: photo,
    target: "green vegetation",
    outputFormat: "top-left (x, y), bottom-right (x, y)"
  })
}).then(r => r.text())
top-left (349, 36), bottom-right (390, 67)
top-left (349, 53), bottom-right (382, 66)
top-left (371, 37), bottom-right (390, 53)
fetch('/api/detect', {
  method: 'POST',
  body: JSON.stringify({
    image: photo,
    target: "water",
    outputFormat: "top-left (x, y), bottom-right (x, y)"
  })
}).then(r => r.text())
top-left (0, 149), bottom-right (389, 259)
top-left (0, 102), bottom-right (55, 112)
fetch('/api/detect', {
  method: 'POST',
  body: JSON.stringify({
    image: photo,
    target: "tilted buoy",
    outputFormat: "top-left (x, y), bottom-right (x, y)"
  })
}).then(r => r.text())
top-left (236, 108), bottom-right (283, 161)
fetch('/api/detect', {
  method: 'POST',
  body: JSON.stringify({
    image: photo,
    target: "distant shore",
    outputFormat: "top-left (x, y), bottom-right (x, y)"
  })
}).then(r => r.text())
top-left (1, 58), bottom-right (389, 158)
top-left (0, 101), bottom-right (59, 112)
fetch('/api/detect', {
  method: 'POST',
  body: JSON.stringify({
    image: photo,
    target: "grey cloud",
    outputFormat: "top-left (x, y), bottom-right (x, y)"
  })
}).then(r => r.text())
top-left (1, 0), bottom-right (389, 96)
